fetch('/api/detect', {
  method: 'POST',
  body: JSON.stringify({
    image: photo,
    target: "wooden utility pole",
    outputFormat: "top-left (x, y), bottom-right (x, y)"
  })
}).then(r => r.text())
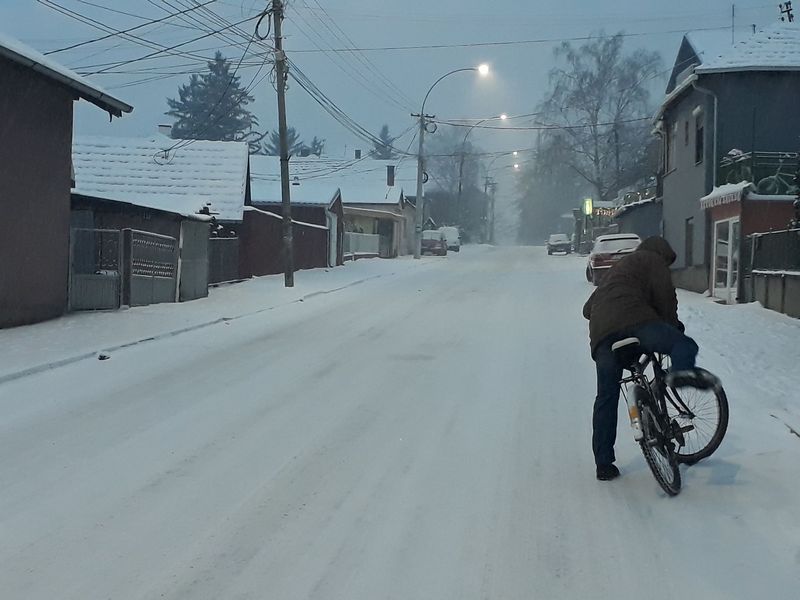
top-left (272, 0), bottom-right (294, 286)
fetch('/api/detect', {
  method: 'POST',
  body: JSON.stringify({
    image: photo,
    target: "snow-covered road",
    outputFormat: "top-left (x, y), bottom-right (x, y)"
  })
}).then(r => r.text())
top-left (2, 247), bottom-right (799, 599)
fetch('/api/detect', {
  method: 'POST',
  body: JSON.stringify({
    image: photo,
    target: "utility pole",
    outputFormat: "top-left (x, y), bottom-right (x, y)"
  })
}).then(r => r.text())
top-left (271, 0), bottom-right (294, 286)
top-left (412, 112), bottom-right (433, 259)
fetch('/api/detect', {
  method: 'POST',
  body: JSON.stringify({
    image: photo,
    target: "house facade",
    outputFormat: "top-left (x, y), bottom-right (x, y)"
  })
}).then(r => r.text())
top-left (656, 24), bottom-right (800, 293)
top-left (0, 35), bottom-right (131, 328)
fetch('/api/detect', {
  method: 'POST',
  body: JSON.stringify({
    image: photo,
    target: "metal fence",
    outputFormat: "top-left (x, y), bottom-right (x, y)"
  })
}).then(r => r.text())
top-left (344, 232), bottom-right (380, 257)
top-left (208, 236), bottom-right (240, 284)
top-left (741, 228), bottom-right (800, 317)
top-left (69, 228), bottom-right (122, 311)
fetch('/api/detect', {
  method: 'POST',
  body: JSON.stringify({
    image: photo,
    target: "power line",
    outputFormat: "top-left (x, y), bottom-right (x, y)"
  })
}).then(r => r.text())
top-left (85, 12), bottom-right (265, 74)
top-left (38, 0), bottom-right (222, 63)
top-left (301, 0), bottom-right (417, 109)
top-left (286, 13), bottom-right (411, 113)
top-left (289, 26), bottom-right (734, 53)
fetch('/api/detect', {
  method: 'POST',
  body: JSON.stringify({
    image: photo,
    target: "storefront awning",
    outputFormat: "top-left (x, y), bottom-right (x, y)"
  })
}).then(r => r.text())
top-left (699, 182), bottom-right (752, 210)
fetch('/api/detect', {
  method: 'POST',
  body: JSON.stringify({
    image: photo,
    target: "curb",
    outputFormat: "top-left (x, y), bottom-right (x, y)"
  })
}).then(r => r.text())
top-left (0, 273), bottom-right (388, 386)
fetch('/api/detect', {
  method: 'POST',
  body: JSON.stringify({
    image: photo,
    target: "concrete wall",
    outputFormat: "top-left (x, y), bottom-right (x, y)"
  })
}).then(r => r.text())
top-left (753, 274), bottom-right (800, 319)
top-left (0, 60), bottom-right (74, 328)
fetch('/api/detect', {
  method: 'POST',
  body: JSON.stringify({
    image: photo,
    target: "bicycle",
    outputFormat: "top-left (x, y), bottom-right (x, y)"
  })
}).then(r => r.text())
top-left (612, 337), bottom-right (729, 496)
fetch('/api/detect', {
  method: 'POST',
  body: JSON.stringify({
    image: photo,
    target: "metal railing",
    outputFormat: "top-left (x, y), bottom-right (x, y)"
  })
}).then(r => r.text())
top-left (719, 151), bottom-right (799, 196)
top-left (344, 232), bottom-right (380, 257)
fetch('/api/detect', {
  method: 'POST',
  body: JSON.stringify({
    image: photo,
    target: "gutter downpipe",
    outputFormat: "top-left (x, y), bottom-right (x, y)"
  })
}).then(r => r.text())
top-left (691, 80), bottom-right (719, 187)
top-left (692, 79), bottom-right (719, 297)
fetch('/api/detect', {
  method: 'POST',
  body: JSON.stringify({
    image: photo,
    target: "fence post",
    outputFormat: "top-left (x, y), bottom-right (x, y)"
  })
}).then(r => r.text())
top-left (121, 228), bottom-right (132, 306)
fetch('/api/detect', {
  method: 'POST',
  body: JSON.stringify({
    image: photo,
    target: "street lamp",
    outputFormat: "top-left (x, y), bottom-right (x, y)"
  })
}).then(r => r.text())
top-left (414, 65), bottom-right (491, 259)
top-left (456, 112), bottom-right (509, 227)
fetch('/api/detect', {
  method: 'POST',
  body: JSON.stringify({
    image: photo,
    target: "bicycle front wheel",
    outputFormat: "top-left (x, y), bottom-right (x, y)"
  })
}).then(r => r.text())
top-left (666, 383), bottom-right (729, 465)
top-left (640, 405), bottom-right (681, 496)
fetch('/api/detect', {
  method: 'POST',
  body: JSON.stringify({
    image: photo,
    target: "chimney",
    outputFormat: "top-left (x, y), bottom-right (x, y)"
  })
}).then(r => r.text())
top-left (354, 149), bottom-right (362, 159)
top-left (386, 165), bottom-right (396, 187)
top-left (158, 124), bottom-right (172, 137)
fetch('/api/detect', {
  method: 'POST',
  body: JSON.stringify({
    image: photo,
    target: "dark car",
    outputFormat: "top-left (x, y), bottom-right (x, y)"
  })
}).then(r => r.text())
top-left (547, 233), bottom-right (572, 255)
top-left (586, 233), bottom-right (641, 285)
top-left (421, 229), bottom-right (448, 256)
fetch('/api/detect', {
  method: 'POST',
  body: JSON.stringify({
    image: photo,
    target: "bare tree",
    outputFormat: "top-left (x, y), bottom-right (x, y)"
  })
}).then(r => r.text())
top-left (539, 33), bottom-right (662, 202)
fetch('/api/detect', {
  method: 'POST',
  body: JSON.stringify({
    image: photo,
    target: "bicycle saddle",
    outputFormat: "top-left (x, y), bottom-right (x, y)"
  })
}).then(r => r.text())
top-left (612, 337), bottom-right (640, 352)
top-left (612, 337), bottom-right (643, 369)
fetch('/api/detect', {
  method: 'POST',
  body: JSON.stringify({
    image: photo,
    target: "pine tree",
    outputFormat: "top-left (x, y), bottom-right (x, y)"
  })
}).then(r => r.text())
top-left (372, 124), bottom-right (396, 159)
top-left (307, 136), bottom-right (325, 157)
top-left (261, 127), bottom-right (305, 156)
top-left (166, 51), bottom-right (258, 141)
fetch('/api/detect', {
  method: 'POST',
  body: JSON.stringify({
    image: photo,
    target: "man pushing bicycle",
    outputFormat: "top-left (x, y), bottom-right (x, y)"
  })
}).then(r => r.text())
top-left (583, 236), bottom-right (719, 481)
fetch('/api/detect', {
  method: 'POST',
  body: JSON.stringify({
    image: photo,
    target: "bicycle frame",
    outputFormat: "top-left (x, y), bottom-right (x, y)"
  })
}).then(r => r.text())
top-left (620, 352), bottom-right (696, 421)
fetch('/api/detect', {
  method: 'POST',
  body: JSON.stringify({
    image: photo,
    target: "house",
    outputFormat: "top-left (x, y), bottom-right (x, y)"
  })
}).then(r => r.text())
top-left (72, 135), bottom-right (250, 293)
top-left (249, 156), bottom-right (344, 269)
top-left (655, 23), bottom-right (800, 294)
top-left (613, 184), bottom-right (662, 240)
top-left (699, 178), bottom-right (796, 304)
top-left (0, 34), bottom-right (132, 328)
top-left (249, 155), bottom-right (416, 260)
top-left (333, 157), bottom-right (417, 257)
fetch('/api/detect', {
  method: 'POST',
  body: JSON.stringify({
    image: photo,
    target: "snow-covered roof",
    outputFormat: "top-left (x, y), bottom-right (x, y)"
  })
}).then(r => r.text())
top-left (696, 23), bottom-right (800, 74)
top-left (252, 180), bottom-right (340, 208)
top-left (613, 196), bottom-right (661, 218)
top-left (685, 30), bottom-right (737, 65)
top-left (0, 33), bottom-right (132, 116)
top-left (249, 155), bottom-right (415, 206)
top-left (72, 135), bottom-right (249, 221)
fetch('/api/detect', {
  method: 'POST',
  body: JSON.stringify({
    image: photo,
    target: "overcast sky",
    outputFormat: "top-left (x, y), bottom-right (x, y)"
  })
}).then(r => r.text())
top-left (1, 0), bottom-right (782, 163)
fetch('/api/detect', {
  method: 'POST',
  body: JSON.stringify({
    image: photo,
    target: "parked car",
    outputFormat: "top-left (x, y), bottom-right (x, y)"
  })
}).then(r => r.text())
top-left (422, 229), bottom-right (448, 256)
top-left (547, 233), bottom-right (572, 255)
top-left (439, 226), bottom-right (461, 252)
top-left (586, 233), bottom-right (641, 285)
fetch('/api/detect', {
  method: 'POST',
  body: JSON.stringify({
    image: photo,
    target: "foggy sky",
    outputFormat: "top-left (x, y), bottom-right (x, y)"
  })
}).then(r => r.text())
top-left (1, 0), bottom-right (778, 165)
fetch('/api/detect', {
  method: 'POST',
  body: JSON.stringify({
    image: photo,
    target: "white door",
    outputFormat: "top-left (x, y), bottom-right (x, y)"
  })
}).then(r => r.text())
top-left (327, 212), bottom-right (338, 267)
top-left (713, 217), bottom-right (740, 303)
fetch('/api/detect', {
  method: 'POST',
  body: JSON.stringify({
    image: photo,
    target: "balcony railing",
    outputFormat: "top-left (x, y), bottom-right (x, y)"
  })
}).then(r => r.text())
top-left (718, 151), bottom-right (799, 196)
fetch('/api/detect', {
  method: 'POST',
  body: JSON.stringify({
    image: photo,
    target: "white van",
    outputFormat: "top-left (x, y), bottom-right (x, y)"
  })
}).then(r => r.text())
top-left (438, 226), bottom-right (461, 252)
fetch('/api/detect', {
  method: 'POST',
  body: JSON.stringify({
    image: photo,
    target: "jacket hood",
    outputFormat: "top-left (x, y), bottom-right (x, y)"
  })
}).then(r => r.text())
top-left (638, 236), bottom-right (676, 265)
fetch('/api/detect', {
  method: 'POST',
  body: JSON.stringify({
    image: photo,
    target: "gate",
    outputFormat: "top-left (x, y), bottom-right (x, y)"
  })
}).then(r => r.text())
top-left (69, 228), bottom-right (122, 311)
top-left (124, 229), bottom-right (178, 306)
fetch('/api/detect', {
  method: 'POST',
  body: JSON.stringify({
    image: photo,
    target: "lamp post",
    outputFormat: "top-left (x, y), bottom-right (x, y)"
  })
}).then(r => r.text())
top-left (456, 113), bottom-right (507, 229)
top-left (413, 65), bottom-right (490, 258)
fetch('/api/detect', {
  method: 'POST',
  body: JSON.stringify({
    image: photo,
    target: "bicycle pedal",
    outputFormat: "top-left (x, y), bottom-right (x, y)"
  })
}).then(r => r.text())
top-left (678, 425), bottom-right (695, 434)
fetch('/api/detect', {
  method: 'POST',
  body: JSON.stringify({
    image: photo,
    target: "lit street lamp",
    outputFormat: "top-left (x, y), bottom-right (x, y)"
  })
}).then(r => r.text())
top-left (456, 112), bottom-right (508, 227)
top-left (413, 65), bottom-right (490, 259)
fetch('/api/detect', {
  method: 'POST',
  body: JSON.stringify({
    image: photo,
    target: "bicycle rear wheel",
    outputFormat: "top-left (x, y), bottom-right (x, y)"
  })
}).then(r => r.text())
top-left (639, 404), bottom-right (681, 496)
top-left (666, 383), bottom-right (729, 465)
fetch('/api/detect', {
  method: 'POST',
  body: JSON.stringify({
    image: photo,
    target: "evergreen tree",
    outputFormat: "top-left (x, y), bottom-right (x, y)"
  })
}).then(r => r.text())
top-left (372, 124), bottom-right (396, 159)
top-left (307, 136), bottom-right (325, 157)
top-left (166, 51), bottom-right (258, 141)
top-left (260, 127), bottom-right (305, 156)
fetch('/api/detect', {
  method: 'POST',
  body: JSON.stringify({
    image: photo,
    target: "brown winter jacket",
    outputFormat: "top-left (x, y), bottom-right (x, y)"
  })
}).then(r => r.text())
top-left (582, 236), bottom-right (684, 357)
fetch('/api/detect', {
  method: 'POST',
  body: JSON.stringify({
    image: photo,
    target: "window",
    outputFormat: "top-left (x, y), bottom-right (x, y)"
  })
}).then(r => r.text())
top-left (685, 217), bottom-right (694, 267)
top-left (695, 115), bottom-right (705, 164)
top-left (684, 120), bottom-right (690, 146)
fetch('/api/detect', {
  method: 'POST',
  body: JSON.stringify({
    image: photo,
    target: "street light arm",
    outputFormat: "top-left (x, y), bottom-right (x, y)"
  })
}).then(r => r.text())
top-left (421, 67), bottom-right (476, 114)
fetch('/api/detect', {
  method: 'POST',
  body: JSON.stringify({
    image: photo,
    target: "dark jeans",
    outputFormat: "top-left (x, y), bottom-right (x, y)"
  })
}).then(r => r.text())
top-left (592, 321), bottom-right (699, 466)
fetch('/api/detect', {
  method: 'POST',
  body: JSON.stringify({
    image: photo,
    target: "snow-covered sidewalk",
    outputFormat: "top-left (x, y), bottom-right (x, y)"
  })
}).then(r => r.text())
top-left (680, 290), bottom-right (800, 434)
top-left (0, 257), bottom-right (438, 383)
